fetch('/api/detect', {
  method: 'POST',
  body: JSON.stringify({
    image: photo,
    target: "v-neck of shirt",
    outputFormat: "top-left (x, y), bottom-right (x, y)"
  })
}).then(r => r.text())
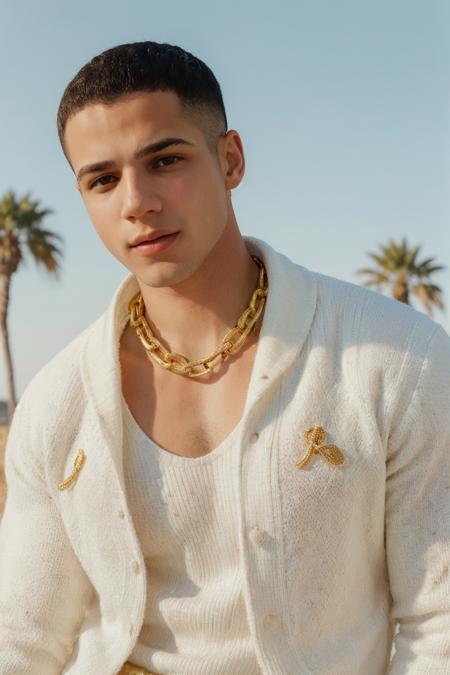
top-left (121, 394), bottom-right (244, 465)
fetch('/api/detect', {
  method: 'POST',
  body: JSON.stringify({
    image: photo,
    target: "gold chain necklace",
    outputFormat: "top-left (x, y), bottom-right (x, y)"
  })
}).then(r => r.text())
top-left (128, 255), bottom-right (268, 378)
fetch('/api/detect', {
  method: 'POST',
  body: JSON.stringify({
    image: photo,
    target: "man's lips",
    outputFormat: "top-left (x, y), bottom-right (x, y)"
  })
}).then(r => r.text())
top-left (130, 230), bottom-right (179, 247)
top-left (129, 232), bottom-right (180, 255)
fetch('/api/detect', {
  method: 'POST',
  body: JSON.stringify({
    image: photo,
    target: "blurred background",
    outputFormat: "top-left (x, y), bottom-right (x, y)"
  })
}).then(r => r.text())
top-left (0, 0), bottom-right (449, 421)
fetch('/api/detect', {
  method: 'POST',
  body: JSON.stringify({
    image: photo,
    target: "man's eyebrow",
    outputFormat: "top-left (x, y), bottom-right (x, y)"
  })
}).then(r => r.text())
top-left (135, 137), bottom-right (194, 159)
top-left (76, 137), bottom-right (195, 183)
top-left (76, 161), bottom-right (114, 183)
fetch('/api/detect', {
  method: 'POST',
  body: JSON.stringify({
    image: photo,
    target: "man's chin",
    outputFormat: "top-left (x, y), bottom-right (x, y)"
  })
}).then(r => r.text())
top-left (133, 264), bottom-right (192, 291)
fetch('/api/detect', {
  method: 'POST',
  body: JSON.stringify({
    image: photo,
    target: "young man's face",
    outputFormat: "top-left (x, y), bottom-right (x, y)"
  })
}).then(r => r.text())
top-left (64, 90), bottom-right (244, 288)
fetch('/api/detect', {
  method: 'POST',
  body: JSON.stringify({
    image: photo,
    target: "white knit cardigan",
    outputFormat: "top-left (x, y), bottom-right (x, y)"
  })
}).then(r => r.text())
top-left (1, 236), bottom-right (449, 675)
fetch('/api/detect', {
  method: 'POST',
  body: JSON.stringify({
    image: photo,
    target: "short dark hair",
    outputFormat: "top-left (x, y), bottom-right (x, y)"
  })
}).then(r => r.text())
top-left (57, 41), bottom-right (228, 160)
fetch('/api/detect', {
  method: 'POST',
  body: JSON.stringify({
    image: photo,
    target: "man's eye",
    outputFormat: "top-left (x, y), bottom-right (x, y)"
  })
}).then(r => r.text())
top-left (153, 156), bottom-right (182, 169)
top-left (90, 175), bottom-right (116, 189)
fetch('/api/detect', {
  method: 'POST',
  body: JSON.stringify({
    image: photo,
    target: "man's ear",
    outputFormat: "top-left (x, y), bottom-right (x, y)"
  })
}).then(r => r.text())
top-left (220, 130), bottom-right (245, 190)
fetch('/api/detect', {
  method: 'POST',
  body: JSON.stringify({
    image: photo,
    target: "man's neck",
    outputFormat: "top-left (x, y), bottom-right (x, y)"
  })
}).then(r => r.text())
top-left (133, 227), bottom-right (261, 361)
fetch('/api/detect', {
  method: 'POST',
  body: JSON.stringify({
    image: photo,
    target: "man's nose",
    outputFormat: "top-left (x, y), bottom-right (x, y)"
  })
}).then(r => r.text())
top-left (120, 170), bottom-right (163, 220)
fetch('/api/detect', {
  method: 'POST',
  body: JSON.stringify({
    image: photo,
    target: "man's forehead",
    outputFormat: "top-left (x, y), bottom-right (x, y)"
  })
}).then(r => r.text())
top-left (66, 90), bottom-right (192, 136)
top-left (64, 91), bottom-right (203, 168)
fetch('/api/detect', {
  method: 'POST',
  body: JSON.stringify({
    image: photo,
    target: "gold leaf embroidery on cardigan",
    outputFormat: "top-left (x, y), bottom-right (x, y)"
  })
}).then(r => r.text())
top-left (296, 426), bottom-right (344, 469)
top-left (58, 449), bottom-right (86, 491)
top-left (120, 662), bottom-right (160, 675)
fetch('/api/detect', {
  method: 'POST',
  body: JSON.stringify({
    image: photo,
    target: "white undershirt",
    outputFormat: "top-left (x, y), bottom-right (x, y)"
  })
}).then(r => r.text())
top-left (122, 396), bottom-right (261, 675)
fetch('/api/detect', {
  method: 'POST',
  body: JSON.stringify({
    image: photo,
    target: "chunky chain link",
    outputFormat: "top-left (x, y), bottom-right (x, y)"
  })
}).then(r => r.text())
top-left (128, 255), bottom-right (268, 378)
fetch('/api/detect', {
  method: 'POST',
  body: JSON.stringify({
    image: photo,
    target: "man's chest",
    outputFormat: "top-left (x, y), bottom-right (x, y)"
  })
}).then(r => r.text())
top-left (119, 323), bottom-right (259, 458)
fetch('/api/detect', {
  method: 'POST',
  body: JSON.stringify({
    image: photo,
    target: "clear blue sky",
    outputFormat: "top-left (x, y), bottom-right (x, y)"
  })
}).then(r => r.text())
top-left (0, 0), bottom-right (449, 398)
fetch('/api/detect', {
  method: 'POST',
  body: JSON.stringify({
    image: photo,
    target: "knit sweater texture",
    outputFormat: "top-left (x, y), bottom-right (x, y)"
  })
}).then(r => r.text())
top-left (122, 396), bottom-right (260, 674)
top-left (0, 236), bottom-right (449, 674)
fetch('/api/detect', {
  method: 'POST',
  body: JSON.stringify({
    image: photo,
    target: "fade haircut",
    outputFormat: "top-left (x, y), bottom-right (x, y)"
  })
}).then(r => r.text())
top-left (57, 41), bottom-right (228, 162)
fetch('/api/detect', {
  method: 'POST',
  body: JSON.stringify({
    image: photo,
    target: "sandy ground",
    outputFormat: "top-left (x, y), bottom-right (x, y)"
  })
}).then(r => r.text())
top-left (0, 426), bottom-right (8, 515)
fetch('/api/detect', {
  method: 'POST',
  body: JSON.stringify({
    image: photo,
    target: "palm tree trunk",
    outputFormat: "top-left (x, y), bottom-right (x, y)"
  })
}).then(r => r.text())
top-left (393, 271), bottom-right (410, 304)
top-left (393, 285), bottom-right (409, 304)
top-left (0, 273), bottom-right (17, 421)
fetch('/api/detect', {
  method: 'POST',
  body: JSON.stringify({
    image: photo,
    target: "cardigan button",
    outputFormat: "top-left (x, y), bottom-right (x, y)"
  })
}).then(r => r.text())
top-left (131, 560), bottom-right (141, 574)
top-left (261, 612), bottom-right (278, 630)
top-left (117, 509), bottom-right (125, 519)
top-left (249, 431), bottom-right (260, 443)
top-left (249, 526), bottom-right (267, 545)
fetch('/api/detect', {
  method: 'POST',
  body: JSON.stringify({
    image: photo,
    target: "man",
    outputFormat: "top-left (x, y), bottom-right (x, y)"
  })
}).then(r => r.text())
top-left (0, 41), bottom-right (449, 675)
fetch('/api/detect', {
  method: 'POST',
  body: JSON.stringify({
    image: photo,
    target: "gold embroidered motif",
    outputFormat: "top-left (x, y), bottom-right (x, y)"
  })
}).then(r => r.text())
top-left (119, 663), bottom-right (160, 675)
top-left (58, 449), bottom-right (86, 491)
top-left (296, 426), bottom-right (344, 469)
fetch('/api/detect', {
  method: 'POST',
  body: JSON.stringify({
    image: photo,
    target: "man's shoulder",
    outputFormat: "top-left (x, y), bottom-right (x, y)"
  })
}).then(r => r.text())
top-left (310, 267), bottom-right (440, 350)
top-left (305, 267), bottom-right (449, 414)
top-left (252, 236), bottom-right (442, 362)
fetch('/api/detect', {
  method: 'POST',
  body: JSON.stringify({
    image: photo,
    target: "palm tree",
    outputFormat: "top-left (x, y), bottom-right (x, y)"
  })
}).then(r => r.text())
top-left (0, 190), bottom-right (63, 420)
top-left (357, 238), bottom-right (446, 316)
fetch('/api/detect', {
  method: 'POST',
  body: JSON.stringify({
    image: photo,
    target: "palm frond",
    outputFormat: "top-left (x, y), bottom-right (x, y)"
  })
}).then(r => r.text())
top-left (359, 237), bottom-right (446, 315)
top-left (0, 189), bottom-right (64, 278)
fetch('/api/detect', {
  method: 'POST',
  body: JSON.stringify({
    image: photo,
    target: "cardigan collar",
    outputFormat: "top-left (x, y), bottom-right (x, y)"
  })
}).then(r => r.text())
top-left (80, 236), bottom-right (317, 477)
